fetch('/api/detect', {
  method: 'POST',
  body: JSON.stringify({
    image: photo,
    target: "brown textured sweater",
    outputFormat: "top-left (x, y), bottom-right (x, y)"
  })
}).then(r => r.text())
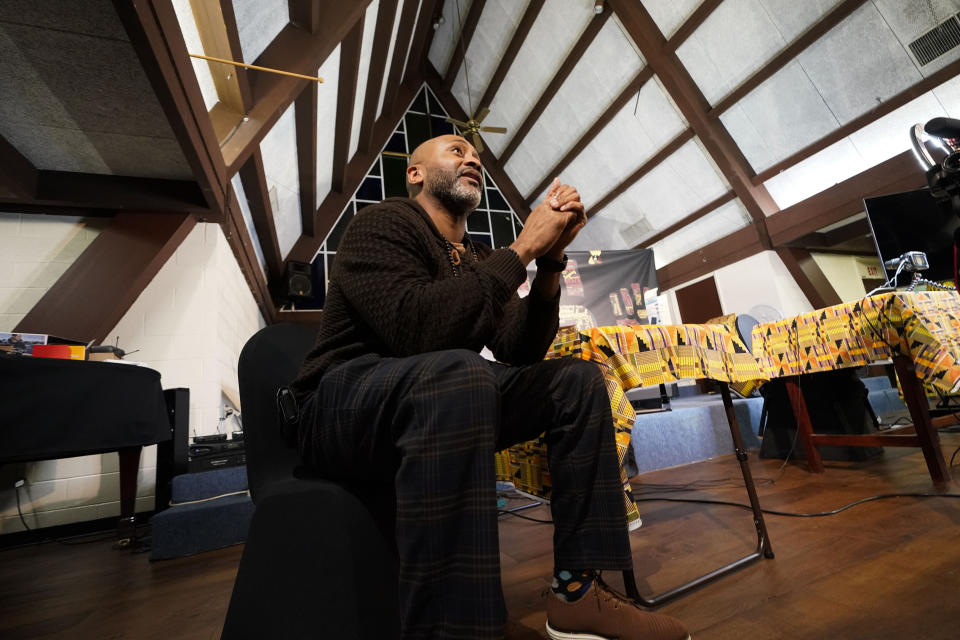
top-left (290, 197), bottom-right (560, 399)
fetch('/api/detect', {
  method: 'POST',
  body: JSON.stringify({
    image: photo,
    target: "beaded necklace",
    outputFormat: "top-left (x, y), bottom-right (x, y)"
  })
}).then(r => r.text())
top-left (443, 237), bottom-right (479, 276)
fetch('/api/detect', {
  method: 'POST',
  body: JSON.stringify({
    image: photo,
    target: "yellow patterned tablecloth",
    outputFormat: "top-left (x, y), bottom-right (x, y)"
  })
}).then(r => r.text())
top-left (495, 323), bottom-right (766, 529)
top-left (751, 291), bottom-right (960, 395)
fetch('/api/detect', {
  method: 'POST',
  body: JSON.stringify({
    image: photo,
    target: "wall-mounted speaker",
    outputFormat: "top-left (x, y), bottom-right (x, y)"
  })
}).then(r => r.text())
top-left (285, 261), bottom-right (313, 299)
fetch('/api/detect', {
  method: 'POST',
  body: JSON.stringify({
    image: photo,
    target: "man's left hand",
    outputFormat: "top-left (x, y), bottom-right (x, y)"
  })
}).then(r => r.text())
top-left (545, 179), bottom-right (586, 258)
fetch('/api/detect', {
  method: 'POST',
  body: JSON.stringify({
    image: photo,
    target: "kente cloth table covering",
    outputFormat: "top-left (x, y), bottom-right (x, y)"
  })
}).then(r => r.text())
top-left (750, 291), bottom-right (960, 395)
top-left (495, 323), bottom-right (766, 529)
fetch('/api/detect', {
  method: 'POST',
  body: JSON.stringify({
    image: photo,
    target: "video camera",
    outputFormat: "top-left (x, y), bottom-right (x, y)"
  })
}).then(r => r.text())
top-left (910, 117), bottom-right (960, 209)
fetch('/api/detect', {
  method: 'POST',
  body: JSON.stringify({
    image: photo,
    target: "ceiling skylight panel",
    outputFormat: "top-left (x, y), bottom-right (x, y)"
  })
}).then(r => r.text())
top-left (503, 17), bottom-right (644, 194)
top-left (676, 0), bottom-right (788, 105)
top-left (231, 174), bottom-right (267, 277)
top-left (484, 0), bottom-right (594, 157)
top-left (761, 0), bottom-right (844, 43)
top-left (316, 45), bottom-right (341, 205)
top-left (232, 0), bottom-right (289, 64)
top-left (641, 0), bottom-right (703, 39)
top-left (428, 0), bottom-right (473, 76)
top-left (719, 60), bottom-right (840, 172)
top-left (399, 0), bottom-right (424, 83)
top-left (764, 86), bottom-right (952, 209)
top-left (451, 0), bottom-right (530, 114)
top-left (540, 80), bottom-right (687, 207)
top-left (349, 1), bottom-right (380, 160)
top-left (375, 0), bottom-right (409, 120)
top-left (600, 138), bottom-right (729, 231)
top-left (171, 0), bottom-right (218, 110)
top-left (796, 3), bottom-right (922, 125)
top-left (259, 104), bottom-right (301, 259)
top-left (932, 73), bottom-right (960, 116)
top-left (650, 199), bottom-right (751, 267)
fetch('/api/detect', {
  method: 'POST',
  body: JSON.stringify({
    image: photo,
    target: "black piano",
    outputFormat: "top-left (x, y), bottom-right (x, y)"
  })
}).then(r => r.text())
top-left (0, 354), bottom-right (174, 546)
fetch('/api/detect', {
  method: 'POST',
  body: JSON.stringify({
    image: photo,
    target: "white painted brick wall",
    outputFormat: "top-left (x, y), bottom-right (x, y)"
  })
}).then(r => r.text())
top-left (1, 219), bottom-right (266, 534)
top-left (0, 212), bottom-right (104, 331)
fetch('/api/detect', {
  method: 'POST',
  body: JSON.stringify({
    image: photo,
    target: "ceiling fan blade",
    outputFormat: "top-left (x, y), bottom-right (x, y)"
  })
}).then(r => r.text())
top-left (480, 126), bottom-right (507, 134)
top-left (472, 132), bottom-right (485, 154)
top-left (445, 116), bottom-right (470, 128)
top-left (473, 107), bottom-right (490, 124)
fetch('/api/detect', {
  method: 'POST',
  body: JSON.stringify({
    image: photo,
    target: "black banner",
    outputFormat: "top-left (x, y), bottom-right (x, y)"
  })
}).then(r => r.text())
top-left (522, 249), bottom-right (660, 329)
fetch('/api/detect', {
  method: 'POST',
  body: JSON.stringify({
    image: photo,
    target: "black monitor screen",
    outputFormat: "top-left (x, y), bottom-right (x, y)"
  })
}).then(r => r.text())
top-left (864, 188), bottom-right (958, 284)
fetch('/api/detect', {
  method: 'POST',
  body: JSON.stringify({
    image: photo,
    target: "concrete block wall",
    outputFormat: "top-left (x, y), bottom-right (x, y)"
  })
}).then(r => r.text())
top-left (1, 219), bottom-right (265, 535)
top-left (0, 212), bottom-right (106, 331)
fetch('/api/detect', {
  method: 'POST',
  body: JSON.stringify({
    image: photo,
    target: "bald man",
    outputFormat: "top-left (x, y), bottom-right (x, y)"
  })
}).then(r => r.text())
top-left (291, 135), bottom-right (689, 640)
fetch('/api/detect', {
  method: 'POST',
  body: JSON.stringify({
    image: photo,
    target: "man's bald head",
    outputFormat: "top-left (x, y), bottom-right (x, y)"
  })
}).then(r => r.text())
top-left (405, 135), bottom-right (481, 199)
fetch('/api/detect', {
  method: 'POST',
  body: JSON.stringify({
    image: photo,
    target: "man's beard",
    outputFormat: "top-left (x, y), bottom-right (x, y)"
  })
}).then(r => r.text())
top-left (425, 166), bottom-right (482, 217)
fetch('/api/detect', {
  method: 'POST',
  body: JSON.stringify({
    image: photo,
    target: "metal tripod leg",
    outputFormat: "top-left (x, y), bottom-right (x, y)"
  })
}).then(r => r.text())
top-left (622, 381), bottom-right (774, 607)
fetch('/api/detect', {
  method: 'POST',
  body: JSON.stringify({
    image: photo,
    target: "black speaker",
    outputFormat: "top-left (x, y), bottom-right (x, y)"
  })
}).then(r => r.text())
top-left (285, 261), bottom-right (313, 299)
top-left (156, 388), bottom-right (190, 513)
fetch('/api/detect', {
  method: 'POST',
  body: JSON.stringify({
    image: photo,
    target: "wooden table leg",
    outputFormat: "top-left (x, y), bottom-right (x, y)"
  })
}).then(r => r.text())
top-left (115, 446), bottom-right (141, 549)
top-left (784, 376), bottom-right (825, 473)
top-left (891, 356), bottom-right (950, 488)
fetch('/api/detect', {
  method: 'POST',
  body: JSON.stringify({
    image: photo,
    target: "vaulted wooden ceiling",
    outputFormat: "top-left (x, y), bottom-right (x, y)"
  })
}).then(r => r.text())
top-left (3, 0), bottom-right (958, 333)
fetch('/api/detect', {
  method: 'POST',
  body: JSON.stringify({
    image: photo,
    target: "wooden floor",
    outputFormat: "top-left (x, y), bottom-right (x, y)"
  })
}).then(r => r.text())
top-left (2, 440), bottom-right (959, 639)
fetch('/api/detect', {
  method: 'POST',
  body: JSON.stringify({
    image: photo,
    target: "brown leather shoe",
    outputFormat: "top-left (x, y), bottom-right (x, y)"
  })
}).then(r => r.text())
top-left (545, 576), bottom-right (690, 640)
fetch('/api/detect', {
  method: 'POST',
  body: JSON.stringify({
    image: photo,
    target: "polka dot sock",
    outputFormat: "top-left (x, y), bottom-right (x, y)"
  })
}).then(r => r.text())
top-left (551, 569), bottom-right (595, 602)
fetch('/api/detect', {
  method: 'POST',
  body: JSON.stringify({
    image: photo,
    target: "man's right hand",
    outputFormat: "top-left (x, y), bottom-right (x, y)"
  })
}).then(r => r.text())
top-left (510, 179), bottom-right (576, 265)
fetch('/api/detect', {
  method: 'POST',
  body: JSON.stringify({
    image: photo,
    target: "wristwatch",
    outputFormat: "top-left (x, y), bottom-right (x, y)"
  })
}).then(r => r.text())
top-left (535, 253), bottom-right (568, 273)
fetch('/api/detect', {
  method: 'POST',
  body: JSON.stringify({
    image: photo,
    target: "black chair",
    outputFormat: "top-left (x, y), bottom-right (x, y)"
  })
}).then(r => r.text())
top-left (221, 324), bottom-right (400, 639)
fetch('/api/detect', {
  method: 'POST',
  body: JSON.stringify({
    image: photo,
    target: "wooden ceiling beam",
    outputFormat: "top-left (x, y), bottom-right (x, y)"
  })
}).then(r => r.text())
top-left (380, 0), bottom-right (422, 126)
top-left (664, 0), bottom-right (724, 52)
top-left (608, 0), bottom-right (777, 232)
top-left (295, 82), bottom-right (319, 237)
top-left (0, 171), bottom-right (209, 214)
top-left (114, 0), bottom-right (228, 217)
top-left (753, 57), bottom-right (960, 184)
top-left (498, 11), bottom-right (611, 166)
top-left (190, 0), bottom-right (252, 114)
top-left (331, 18), bottom-right (366, 195)
top-left (223, 189), bottom-right (277, 323)
top-left (288, 0), bottom-right (322, 34)
top-left (766, 150), bottom-right (926, 246)
top-left (654, 149), bottom-right (928, 291)
top-left (783, 218), bottom-right (871, 249)
top-left (238, 151), bottom-right (284, 279)
top-left (776, 247), bottom-right (843, 309)
top-left (14, 212), bottom-right (196, 344)
top-left (0, 133), bottom-right (38, 200)
top-left (287, 76), bottom-right (425, 264)
top-left (475, 0), bottom-right (544, 116)
top-left (402, 0), bottom-right (442, 84)
top-left (219, 0), bottom-right (373, 175)
top-left (709, 0), bottom-right (868, 117)
top-left (427, 67), bottom-right (531, 221)
top-left (441, 0), bottom-right (486, 94)
top-left (638, 190), bottom-right (736, 248)
top-left (357, 0), bottom-right (401, 155)
top-left (526, 66), bottom-right (653, 202)
top-left (587, 128), bottom-right (695, 219)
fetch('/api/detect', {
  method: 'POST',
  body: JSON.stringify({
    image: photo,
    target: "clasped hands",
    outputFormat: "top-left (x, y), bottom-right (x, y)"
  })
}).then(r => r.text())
top-left (510, 177), bottom-right (586, 265)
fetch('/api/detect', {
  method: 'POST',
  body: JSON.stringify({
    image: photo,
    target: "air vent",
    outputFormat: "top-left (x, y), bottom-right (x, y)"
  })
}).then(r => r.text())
top-left (908, 14), bottom-right (960, 66)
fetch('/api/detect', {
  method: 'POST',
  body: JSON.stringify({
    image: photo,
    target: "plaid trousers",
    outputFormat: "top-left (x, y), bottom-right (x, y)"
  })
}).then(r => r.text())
top-left (299, 349), bottom-right (632, 640)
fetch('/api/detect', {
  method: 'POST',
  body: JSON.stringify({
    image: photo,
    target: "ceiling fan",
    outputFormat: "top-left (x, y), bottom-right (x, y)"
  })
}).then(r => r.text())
top-left (442, 0), bottom-right (506, 154)
top-left (445, 107), bottom-right (506, 154)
